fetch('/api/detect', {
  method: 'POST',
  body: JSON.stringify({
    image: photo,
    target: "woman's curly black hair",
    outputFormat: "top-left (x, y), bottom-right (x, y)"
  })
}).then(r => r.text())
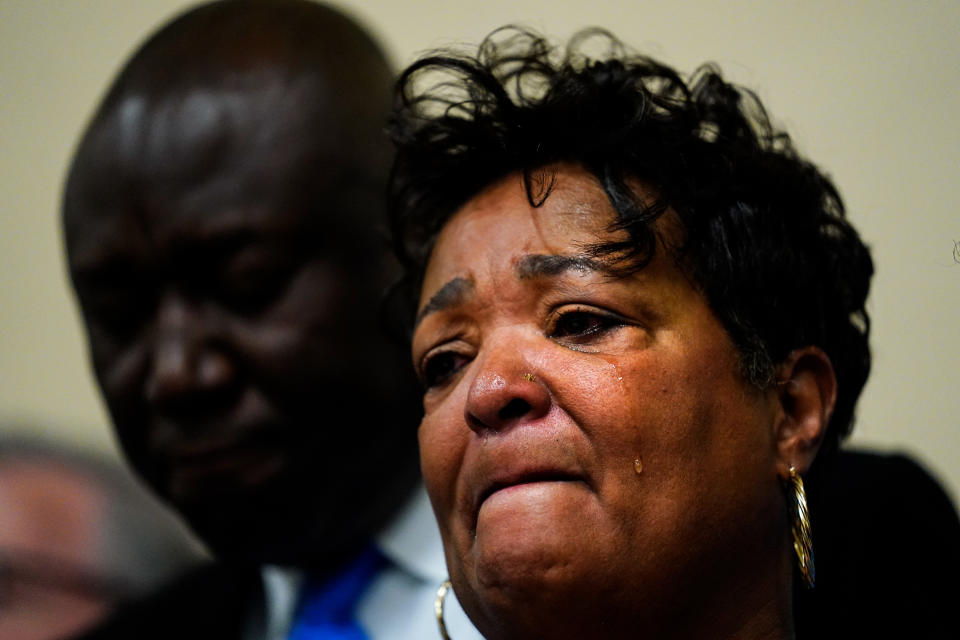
top-left (387, 27), bottom-right (873, 452)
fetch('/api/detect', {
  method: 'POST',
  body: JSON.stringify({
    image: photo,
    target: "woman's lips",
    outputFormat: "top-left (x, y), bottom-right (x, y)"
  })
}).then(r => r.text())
top-left (462, 424), bottom-right (591, 529)
top-left (472, 465), bottom-right (589, 527)
top-left (478, 471), bottom-right (586, 508)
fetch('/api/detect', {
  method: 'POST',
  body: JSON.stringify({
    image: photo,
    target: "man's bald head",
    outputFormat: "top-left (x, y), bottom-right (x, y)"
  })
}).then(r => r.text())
top-left (68, 0), bottom-right (394, 237)
top-left (62, 1), bottom-right (421, 567)
top-left (112, 0), bottom-right (389, 87)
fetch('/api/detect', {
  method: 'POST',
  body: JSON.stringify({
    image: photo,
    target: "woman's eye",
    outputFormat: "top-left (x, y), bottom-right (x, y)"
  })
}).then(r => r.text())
top-left (549, 309), bottom-right (622, 341)
top-left (421, 351), bottom-right (469, 389)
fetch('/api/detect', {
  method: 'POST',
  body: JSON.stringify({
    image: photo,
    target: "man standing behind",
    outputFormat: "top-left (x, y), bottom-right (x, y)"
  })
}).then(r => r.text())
top-left (63, 1), bottom-right (478, 638)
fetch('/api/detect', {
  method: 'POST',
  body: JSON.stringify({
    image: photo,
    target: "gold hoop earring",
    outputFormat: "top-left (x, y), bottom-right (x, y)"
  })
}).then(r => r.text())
top-left (788, 466), bottom-right (815, 588)
top-left (434, 579), bottom-right (453, 640)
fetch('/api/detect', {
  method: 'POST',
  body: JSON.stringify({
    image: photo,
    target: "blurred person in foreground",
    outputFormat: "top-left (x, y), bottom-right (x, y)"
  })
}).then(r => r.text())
top-left (62, 1), bottom-right (480, 638)
top-left (388, 27), bottom-right (960, 639)
top-left (0, 434), bottom-right (203, 640)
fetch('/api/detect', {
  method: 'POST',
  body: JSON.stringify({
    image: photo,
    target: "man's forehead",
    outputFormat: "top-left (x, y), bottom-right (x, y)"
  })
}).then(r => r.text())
top-left (123, 72), bottom-right (341, 164)
top-left (64, 48), bottom-right (390, 270)
top-left (68, 76), bottom-right (347, 220)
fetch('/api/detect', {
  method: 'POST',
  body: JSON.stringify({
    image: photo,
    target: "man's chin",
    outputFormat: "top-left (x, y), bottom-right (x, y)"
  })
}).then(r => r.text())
top-left (175, 483), bottom-right (299, 563)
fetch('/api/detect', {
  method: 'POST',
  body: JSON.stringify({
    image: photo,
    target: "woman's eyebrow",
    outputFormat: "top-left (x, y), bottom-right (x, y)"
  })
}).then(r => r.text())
top-left (515, 254), bottom-right (609, 279)
top-left (415, 276), bottom-right (474, 328)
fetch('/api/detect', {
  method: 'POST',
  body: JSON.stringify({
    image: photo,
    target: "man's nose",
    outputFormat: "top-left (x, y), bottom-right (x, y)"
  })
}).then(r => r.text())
top-left (144, 291), bottom-right (236, 410)
top-left (464, 334), bottom-right (551, 434)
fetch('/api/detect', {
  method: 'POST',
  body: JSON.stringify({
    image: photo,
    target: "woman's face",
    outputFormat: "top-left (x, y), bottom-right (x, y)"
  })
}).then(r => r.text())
top-left (413, 166), bottom-right (788, 638)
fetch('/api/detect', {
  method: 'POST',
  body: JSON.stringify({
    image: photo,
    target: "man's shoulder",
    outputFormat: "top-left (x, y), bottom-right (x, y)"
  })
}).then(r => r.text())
top-left (812, 449), bottom-right (959, 525)
top-left (796, 449), bottom-right (960, 639)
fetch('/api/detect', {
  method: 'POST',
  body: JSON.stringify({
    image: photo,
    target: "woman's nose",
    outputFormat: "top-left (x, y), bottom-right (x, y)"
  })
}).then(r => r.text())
top-left (464, 340), bottom-right (551, 434)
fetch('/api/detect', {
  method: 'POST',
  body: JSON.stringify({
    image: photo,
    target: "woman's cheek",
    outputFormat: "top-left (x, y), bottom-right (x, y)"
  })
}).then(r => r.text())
top-left (555, 354), bottom-right (636, 420)
top-left (418, 408), bottom-right (465, 527)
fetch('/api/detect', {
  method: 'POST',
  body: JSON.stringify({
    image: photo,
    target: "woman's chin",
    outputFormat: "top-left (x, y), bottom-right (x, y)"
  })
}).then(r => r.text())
top-left (469, 481), bottom-right (603, 589)
top-left (463, 569), bottom-right (621, 640)
top-left (462, 501), bottom-right (617, 634)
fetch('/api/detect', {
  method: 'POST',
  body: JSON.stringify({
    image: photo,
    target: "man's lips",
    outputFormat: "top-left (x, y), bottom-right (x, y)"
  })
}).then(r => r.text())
top-left (168, 443), bottom-right (269, 470)
top-left (158, 438), bottom-right (287, 496)
top-left (149, 416), bottom-right (283, 468)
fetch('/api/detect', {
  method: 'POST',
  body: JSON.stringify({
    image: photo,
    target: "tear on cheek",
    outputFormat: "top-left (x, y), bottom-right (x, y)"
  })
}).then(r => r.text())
top-left (596, 357), bottom-right (625, 393)
top-left (610, 361), bottom-right (624, 384)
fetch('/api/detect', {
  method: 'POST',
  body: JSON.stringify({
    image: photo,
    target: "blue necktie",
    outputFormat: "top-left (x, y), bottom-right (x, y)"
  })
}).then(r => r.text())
top-left (287, 546), bottom-right (386, 640)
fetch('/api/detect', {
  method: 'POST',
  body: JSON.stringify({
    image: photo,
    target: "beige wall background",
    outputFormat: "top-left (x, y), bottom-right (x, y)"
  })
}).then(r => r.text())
top-left (1, 1), bottom-right (957, 501)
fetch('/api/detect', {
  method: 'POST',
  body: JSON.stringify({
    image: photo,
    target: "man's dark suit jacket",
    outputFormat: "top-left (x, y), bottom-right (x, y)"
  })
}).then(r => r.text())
top-left (74, 563), bottom-right (261, 640)
top-left (795, 450), bottom-right (960, 639)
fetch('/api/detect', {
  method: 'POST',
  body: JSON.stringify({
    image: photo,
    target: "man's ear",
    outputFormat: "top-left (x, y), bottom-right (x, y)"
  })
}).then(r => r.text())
top-left (773, 347), bottom-right (837, 476)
